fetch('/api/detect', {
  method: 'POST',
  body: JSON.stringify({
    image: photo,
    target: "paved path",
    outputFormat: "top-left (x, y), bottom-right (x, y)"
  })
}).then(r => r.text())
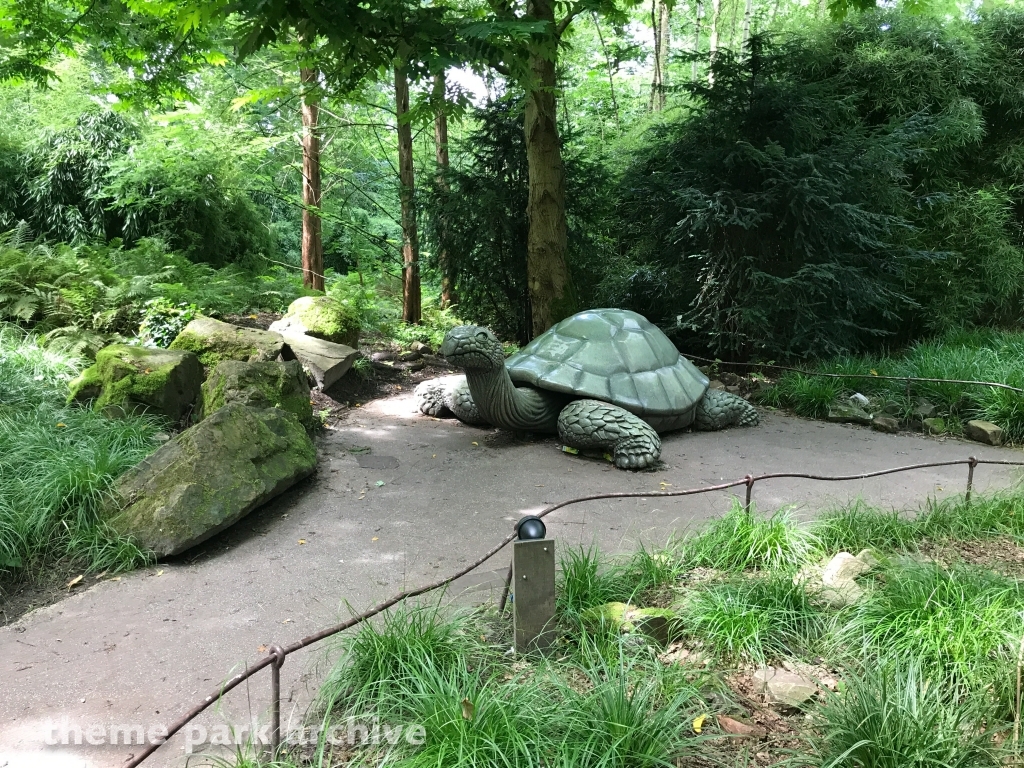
top-left (2, 395), bottom-right (1021, 767)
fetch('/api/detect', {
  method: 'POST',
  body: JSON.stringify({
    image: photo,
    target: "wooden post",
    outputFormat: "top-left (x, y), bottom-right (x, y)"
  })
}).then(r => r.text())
top-left (512, 538), bottom-right (556, 651)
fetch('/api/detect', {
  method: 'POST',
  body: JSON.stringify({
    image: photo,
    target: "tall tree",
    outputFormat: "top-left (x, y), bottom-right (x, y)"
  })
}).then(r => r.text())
top-left (650, 0), bottom-right (670, 110)
top-left (432, 71), bottom-right (456, 308)
top-left (491, 0), bottom-right (639, 337)
top-left (692, 0), bottom-right (704, 80)
top-left (300, 66), bottom-right (325, 291)
top-left (395, 58), bottom-right (421, 324)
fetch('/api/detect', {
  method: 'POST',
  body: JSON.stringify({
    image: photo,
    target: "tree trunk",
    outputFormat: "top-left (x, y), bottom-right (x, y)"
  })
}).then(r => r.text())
top-left (300, 67), bottom-right (324, 292)
top-left (692, 0), bottom-right (703, 81)
top-left (394, 62), bottom-right (421, 324)
top-left (657, 0), bottom-right (670, 109)
top-left (709, 0), bottom-right (721, 83)
top-left (432, 73), bottom-right (456, 309)
top-left (525, 0), bottom-right (574, 337)
top-left (741, 0), bottom-right (753, 52)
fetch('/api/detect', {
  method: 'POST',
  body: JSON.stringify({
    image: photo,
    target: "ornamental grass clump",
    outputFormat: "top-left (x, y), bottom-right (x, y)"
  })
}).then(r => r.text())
top-left (790, 660), bottom-right (1004, 768)
top-left (0, 325), bottom-right (158, 577)
top-left (680, 500), bottom-right (819, 572)
top-left (832, 561), bottom-right (1024, 709)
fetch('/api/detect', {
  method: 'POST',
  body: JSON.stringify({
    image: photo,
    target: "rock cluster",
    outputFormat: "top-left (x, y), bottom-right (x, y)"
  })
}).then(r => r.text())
top-left (70, 297), bottom-right (363, 558)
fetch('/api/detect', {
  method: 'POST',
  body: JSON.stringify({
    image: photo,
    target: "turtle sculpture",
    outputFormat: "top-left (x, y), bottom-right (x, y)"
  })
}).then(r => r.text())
top-left (415, 308), bottom-right (759, 469)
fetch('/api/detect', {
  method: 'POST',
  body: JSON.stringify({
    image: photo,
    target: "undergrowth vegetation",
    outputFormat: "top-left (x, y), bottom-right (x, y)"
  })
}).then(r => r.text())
top-left (280, 482), bottom-right (1024, 767)
top-left (759, 327), bottom-right (1024, 441)
top-left (0, 326), bottom-right (158, 581)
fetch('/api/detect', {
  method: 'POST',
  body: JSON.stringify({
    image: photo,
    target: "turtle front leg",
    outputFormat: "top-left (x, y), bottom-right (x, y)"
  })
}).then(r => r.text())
top-left (557, 399), bottom-right (662, 470)
top-left (415, 377), bottom-right (450, 417)
top-left (693, 389), bottom-right (760, 430)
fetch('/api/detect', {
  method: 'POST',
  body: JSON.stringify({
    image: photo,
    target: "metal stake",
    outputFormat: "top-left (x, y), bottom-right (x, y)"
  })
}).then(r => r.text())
top-left (497, 562), bottom-right (513, 614)
top-left (966, 456), bottom-right (978, 504)
top-left (268, 645), bottom-right (285, 753)
top-left (745, 475), bottom-right (754, 510)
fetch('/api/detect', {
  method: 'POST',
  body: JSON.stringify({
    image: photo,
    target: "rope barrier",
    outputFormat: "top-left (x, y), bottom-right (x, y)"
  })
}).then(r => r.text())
top-left (122, 455), bottom-right (1024, 765)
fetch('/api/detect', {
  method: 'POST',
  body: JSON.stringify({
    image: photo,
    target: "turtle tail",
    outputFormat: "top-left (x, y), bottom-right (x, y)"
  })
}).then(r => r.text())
top-left (694, 389), bottom-right (760, 431)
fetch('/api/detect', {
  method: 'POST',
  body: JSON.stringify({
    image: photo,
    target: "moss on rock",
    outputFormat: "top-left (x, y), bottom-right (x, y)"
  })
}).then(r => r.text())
top-left (169, 315), bottom-right (292, 368)
top-left (269, 296), bottom-right (359, 347)
top-left (108, 403), bottom-right (317, 557)
top-left (581, 602), bottom-right (678, 646)
top-left (68, 344), bottom-right (202, 422)
top-left (201, 360), bottom-right (314, 430)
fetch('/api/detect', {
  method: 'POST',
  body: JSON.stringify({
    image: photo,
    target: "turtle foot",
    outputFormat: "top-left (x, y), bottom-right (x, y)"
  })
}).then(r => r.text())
top-left (557, 399), bottom-right (662, 470)
top-left (694, 389), bottom-right (760, 430)
top-left (415, 375), bottom-right (485, 425)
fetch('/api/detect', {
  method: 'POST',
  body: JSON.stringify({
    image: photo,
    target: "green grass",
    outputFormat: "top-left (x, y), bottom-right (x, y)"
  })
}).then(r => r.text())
top-left (680, 501), bottom-right (819, 572)
top-left (813, 489), bottom-right (1024, 556)
top-left (832, 561), bottom-right (1024, 704)
top-left (790, 660), bottom-right (1004, 768)
top-left (313, 603), bottom-right (705, 768)
top-left (675, 574), bottom-right (825, 663)
top-left (0, 326), bottom-right (159, 579)
top-left (759, 328), bottom-right (1024, 441)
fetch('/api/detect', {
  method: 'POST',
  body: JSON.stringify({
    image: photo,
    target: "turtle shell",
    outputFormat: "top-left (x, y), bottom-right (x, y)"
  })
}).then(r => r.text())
top-left (506, 309), bottom-right (709, 417)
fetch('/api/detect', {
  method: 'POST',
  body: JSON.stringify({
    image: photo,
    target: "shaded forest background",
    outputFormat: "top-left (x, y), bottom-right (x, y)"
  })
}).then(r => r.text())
top-left (2, 1), bottom-right (1024, 360)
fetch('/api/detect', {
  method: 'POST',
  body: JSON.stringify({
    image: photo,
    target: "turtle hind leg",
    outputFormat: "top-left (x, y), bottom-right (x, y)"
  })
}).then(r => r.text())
top-left (557, 399), bottom-right (662, 470)
top-left (694, 389), bottom-right (760, 430)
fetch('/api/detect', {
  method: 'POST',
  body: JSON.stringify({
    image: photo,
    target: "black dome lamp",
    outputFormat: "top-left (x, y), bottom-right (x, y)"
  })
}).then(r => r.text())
top-left (516, 516), bottom-right (546, 541)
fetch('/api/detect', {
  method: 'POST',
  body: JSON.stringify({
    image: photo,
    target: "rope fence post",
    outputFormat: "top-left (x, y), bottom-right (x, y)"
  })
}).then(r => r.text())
top-left (745, 474), bottom-right (754, 511)
top-left (268, 645), bottom-right (285, 754)
top-left (966, 456), bottom-right (978, 504)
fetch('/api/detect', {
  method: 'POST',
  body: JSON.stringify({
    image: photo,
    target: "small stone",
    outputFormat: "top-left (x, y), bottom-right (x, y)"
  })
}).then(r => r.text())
top-left (849, 392), bottom-right (870, 407)
top-left (407, 359), bottom-right (427, 372)
top-left (726, 385), bottom-right (742, 394)
top-left (922, 417), bottom-right (946, 435)
top-left (913, 398), bottom-right (938, 420)
top-left (152, 432), bottom-right (170, 443)
top-left (882, 401), bottom-right (902, 416)
top-left (370, 351), bottom-right (395, 363)
top-left (822, 552), bottom-right (870, 585)
top-left (582, 602), bottom-right (676, 646)
top-left (709, 380), bottom-right (726, 391)
top-left (965, 419), bottom-right (1004, 446)
top-left (855, 548), bottom-right (881, 570)
top-left (398, 350), bottom-right (421, 362)
top-left (753, 667), bottom-right (817, 707)
top-left (827, 403), bottom-right (872, 426)
top-left (871, 415), bottom-right (900, 433)
top-left (410, 341), bottom-right (432, 354)
top-left (717, 715), bottom-right (766, 738)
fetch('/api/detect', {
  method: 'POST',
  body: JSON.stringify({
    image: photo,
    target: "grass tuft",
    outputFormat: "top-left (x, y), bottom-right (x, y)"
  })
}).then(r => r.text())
top-left (680, 501), bottom-right (819, 572)
top-left (791, 659), bottom-right (1003, 768)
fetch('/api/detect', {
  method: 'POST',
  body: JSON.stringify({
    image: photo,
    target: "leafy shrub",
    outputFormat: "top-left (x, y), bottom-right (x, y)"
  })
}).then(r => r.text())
top-left (612, 12), bottom-right (1024, 358)
top-left (138, 297), bottom-right (197, 348)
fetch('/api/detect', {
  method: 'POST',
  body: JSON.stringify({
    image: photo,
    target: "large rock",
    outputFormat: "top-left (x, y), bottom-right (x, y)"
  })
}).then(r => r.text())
top-left (277, 332), bottom-right (357, 390)
top-left (269, 296), bottom-right (359, 347)
top-left (871, 415), bottom-right (900, 433)
top-left (827, 403), bottom-right (872, 426)
top-left (582, 602), bottom-right (677, 646)
top-left (108, 403), bottom-right (316, 557)
top-left (965, 419), bottom-right (1004, 446)
top-left (201, 360), bottom-right (314, 430)
top-left (169, 315), bottom-right (294, 368)
top-left (68, 344), bottom-right (201, 422)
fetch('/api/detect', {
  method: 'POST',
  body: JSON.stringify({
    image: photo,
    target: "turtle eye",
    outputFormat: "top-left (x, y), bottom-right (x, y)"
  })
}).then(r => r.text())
top-left (476, 331), bottom-right (489, 340)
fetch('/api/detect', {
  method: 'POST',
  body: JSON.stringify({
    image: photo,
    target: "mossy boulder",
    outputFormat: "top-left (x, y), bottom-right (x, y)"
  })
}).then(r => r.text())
top-left (169, 315), bottom-right (294, 368)
top-left (68, 344), bottom-right (202, 422)
top-left (269, 296), bottom-right (359, 347)
top-left (108, 403), bottom-right (317, 557)
top-left (201, 360), bottom-right (314, 430)
top-left (581, 602), bottom-right (678, 646)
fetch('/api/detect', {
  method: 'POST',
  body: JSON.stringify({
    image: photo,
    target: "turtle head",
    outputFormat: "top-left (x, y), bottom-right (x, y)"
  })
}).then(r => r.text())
top-left (441, 325), bottom-right (504, 372)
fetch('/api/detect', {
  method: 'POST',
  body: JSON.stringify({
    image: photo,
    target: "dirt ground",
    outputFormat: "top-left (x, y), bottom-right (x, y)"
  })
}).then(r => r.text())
top-left (1, 379), bottom-right (1021, 768)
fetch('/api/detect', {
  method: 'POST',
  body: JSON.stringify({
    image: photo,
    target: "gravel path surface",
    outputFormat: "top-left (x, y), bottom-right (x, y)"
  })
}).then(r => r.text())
top-left (2, 394), bottom-right (1020, 768)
